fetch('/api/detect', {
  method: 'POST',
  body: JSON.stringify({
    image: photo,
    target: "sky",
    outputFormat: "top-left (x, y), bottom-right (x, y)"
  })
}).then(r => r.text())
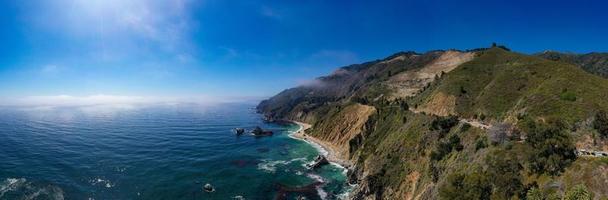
top-left (0, 0), bottom-right (607, 106)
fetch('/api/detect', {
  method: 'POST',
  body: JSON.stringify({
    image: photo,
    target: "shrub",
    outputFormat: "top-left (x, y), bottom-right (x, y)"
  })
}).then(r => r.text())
top-left (459, 86), bottom-right (467, 94)
top-left (460, 123), bottom-right (471, 132)
top-left (431, 135), bottom-right (463, 161)
top-left (560, 91), bottom-right (577, 101)
top-left (475, 137), bottom-right (488, 151)
top-left (439, 171), bottom-right (492, 200)
top-left (485, 150), bottom-right (524, 199)
top-left (525, 187), bottom-right (543, 200)
top-left (430, 115), bottom-right (460, 135)
top-left (564, 184), bottom-right (592, 200)
top-left (594, 110), bottom-right (608, 137)
top-left (525, 120), bottom-right (576, 175)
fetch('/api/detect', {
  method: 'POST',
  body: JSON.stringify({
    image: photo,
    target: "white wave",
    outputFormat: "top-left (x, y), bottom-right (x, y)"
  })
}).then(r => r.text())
top-left (257, 157), bottom-right (307, 173)
top-left (0, 178), bottom-right (64, 200)
top-left (0, 178), bottom-right (27, 197)
top-left (306, 173), bottom-right (328, 200)
top-left (24, 185), bottom-right (65, 200)
top-left (90, 178), bottom-right (114, 188)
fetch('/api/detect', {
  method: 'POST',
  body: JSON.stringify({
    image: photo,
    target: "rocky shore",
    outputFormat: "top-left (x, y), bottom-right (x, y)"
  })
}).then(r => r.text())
top-left (288, 121), bottom-right (352, 169)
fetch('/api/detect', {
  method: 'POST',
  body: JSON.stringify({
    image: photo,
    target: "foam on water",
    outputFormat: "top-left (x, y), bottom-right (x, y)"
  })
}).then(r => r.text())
top-left (257, 157), bottom-right (307, 173)
top-left (0, 178), bottom-right (64, 200)
top-left (0, 178), bottom-right (26, 197)
top-left (89, 178), bottom-right (114, 188)
top-left (306, 173), bottom-right (328, 199)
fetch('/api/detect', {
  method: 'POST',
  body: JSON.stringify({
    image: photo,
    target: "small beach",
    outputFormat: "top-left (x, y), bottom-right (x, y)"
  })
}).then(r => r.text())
top-left (288, 121), bottom-right (352, 169)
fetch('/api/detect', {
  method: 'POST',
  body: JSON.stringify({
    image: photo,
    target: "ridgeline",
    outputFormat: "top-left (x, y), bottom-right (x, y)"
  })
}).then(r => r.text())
top-left (258, 46), bottom-right (608, 199)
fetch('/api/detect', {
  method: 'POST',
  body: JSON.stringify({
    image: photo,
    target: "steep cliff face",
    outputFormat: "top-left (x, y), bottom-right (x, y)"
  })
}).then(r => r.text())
top-left (305, 103), bottom-right (376, 160)
top-left (258, 47), bottom-right (608, 199)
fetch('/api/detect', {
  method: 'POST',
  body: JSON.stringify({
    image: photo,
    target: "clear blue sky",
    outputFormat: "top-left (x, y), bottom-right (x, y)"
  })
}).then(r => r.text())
top-left (0, 0), bottom-right (607, 101)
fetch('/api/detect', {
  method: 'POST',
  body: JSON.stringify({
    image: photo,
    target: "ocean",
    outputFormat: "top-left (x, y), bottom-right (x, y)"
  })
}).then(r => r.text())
top-left (0, 103), bottom-right (350, 199)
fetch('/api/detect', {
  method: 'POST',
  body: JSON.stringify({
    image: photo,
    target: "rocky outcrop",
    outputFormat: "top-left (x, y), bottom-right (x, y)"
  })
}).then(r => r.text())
top-left (306, 155), bottom-right (329, 169)
top-left (251, 126), bottom-right (273, 136)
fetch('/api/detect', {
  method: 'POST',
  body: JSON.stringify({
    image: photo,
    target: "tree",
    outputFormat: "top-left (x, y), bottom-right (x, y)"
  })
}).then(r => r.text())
top-left (525, 119), bottom-right (576, 175)
top-left (594, 110), bottom-right (608, 137)
top-left (430, 135), bottom-right (463, 161)
top-left (475, 137), bottom-right (488, 151)
top-left (430, 115), bottom-right (459, 135)
top-left (459, 86), bottom-right (467, 94)
top-left (564, 184), bottom-right (593, 200)
top-left (439, 171), bottom-right (492, 200)
top-left (485, 149), bottom-right (524, 199)
top-left (525, 187), bottom-right (543, 200)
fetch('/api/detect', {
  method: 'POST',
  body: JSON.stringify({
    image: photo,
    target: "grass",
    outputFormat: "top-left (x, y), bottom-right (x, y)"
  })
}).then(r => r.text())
top-left (417, 47), bottom-right (608, 125)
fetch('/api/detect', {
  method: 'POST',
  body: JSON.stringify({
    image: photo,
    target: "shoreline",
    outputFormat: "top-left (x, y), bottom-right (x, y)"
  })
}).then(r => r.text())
top-left (286, 120), bottom-right (352, 169)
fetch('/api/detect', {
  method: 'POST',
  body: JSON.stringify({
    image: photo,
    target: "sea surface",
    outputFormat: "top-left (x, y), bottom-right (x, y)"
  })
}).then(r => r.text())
top-left (0, 103), bottom-right (350, 199)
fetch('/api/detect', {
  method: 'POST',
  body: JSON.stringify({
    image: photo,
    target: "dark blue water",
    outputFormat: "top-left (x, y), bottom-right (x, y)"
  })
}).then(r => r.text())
top-left (0, 103), bottom-right (349, 199)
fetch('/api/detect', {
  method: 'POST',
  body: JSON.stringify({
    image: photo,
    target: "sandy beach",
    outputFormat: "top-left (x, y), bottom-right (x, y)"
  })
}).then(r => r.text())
top-left (288, 121), bottom-right (352, 169)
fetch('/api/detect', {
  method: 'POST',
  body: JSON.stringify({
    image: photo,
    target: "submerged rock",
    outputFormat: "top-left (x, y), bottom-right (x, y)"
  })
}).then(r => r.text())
top-left (306, 155), bottom-right (329, 169)
top-left (203, 183), bottom-right (215, 192)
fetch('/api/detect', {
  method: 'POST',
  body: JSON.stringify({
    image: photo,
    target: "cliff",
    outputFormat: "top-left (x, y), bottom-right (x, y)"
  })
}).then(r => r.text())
top-left (258, 47), bottom-right (608, 199)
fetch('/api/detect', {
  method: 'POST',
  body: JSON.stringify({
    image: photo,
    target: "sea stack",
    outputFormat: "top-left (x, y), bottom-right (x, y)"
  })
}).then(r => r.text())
top-left (307, 155), bottom-right (329, 169)
top-left (203, 183), bottom-right (215, 192)
top-left (234, 128), bottom-right (245, 135)
top-left (251, 126), bottom-right (273, 136)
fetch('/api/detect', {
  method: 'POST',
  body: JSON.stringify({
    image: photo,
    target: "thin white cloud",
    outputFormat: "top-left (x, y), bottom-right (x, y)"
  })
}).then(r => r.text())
top-left (24, 0), bottom-right (197, 60)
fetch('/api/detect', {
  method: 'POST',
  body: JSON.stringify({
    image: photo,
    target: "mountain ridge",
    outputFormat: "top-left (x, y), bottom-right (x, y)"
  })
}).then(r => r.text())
top-left (258, 46), bottom-right (608, 199)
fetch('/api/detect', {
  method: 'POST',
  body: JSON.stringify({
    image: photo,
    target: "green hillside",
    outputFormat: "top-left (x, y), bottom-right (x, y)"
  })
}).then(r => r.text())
top-left (415, 48), bottom-right (608, 124)
top-left (258, 47), bottom-right (608, 199)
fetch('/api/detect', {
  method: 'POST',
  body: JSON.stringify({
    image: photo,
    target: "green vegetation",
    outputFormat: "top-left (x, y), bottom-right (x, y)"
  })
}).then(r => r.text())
top-left (485, 149), bottom-right (524, 199)
top-left (475, 136), bottom-right (488, 151)
top-left (430, 115), bottom-right (459, 135)
top-left (594, 110), bottom-right (608, 137)
top-left (526, 187), bottom-right (544, 200)
top-left (439, 169), bottom-right (492, 200)
top-left (525, 119), bottom-right (576, 175)
top-left (559, 90), bottom-right (577, 101)
top-left (524, 184), bottom-right (593, 200)
top-left (259, 47), bottom-right (608, 199)
top-left (537, 51), bottom-right (608, 79)
top-left (416, 47), bottom-right (608, 123)
top-left (430, 135), bottom-right (463, 161)
top-left (564, 184), bottom-right (593, 200)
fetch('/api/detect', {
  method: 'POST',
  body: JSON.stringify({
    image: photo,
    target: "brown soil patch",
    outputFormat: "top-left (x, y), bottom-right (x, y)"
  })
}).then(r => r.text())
top-left (417, 92), bottom-right (456, 116)
top-left (386, 51), bottom-right (475, 98)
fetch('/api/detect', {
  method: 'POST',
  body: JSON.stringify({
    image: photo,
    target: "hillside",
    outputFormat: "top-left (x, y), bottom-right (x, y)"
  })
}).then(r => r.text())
top-left (537, 51), bottom-right (608, 78)
top-left (257, 47), bottom-right (608, 200)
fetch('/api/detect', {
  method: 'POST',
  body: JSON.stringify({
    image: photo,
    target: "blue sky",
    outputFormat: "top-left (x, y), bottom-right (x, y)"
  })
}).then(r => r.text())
top-left (0, 0), bottom-right (607, 105)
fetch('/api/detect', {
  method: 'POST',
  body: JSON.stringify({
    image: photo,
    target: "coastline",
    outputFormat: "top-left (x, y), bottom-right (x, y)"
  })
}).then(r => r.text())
top-left (287, 120), bottom-right (352, 169)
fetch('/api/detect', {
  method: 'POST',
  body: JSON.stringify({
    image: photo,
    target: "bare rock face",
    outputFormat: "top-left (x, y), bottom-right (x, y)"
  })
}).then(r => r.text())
top-left (386, 51), bottom-right (475, 98)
